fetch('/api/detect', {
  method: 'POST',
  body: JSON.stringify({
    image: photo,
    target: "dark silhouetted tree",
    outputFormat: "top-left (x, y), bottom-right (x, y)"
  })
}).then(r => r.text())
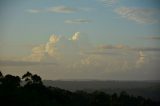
top-left (31, 74), bottom-right (42, 85)
top-left (22, 72), bottom-right (43, 86)
top-left (22, 71), bottom-right (32, 85)
top-left (1, 74), bottom-right (20, 88)
top-left (0, 71), bottom-right (4, 84)
top-left (0, 71), bottom-right (3, 78)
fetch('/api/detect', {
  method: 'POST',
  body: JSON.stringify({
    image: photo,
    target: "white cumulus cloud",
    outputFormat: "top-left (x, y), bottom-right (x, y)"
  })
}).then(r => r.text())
top-left (45, 35), bottom-right (59, 57)
top-left (69, 32), bottom-right (80, 41)
top-left (23, 34), bottom-right (60, 62)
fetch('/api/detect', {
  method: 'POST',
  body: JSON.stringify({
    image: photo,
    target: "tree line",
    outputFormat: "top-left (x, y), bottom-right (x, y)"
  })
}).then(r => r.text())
top-left (0, 71), bottom-right (159, 106)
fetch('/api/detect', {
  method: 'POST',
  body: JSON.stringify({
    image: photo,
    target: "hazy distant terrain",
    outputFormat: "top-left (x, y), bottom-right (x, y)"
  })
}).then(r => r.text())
top-left (44, 80), bottom-right (160, 101)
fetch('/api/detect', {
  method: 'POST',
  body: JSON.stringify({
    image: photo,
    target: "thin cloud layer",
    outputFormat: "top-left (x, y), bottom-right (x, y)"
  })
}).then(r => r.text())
top-left (0, 60), bottom-right (55, 66)
top-left (144, 36), bottom-right (160, 40)
top-left (97, 44), bottom-right (128, 50)
top-left (132, 47), bottom-right (160, 52)
top-left (27, 9), bottom-right (41, 13)
top-left (97, 44), bottom-right (160, 52)
top-left (149, 36), bottom-right (160, 40)
top-left (65, 19), bottom-right (91, 24)
top-left (27, 6), bottom-right (78, 14)
top-left (115, 7), bottom-right (160, 24)
top-left (100, 0), bottom-right (118, 6)
top-left (47, 6), bottom-right (77, 13)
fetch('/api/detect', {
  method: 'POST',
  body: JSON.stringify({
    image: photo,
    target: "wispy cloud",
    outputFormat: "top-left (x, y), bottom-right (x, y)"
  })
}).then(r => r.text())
top-left (97, 44), bottom-right (129, 50)
top-left (65, 19), bottom-right (91, 24)
top-left (27, 9), bottom-right (41, 13)
top-left (97, 44), bottom-right (160, 52)
top-left (143, 36), bottom-right (160, 40)
top-left (27, 6), bottom-right (78, 14)
top-left (132, 47), bottom-right (160, 52)
top-left (115, 7), bottom-right (160, 24)
top-left (99, 0), bottom-right (118, 6)
top-left (148, 36), bottom-right (160, 40)
top-left (47, 6), bottom-right (77, 13)
top-left (84, 51), bottom-right (124, 56)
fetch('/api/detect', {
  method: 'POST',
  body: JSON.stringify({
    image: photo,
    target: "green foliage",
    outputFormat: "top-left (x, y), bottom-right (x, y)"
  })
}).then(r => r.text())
top-left (0, 71), bottom-right (159, 106)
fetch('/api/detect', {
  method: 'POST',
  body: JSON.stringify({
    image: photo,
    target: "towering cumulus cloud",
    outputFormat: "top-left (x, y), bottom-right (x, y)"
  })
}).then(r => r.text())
top-left (69, 32), bottom-right (80, 41)
top-left (45, 35), bottom-right (59, 56)
top-left (23, 32), bottom-right (81, 62)
top-left (23, 34), bottom-right (60, 62)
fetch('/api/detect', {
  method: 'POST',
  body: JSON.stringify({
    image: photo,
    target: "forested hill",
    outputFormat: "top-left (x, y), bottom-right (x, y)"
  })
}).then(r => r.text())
top-left (43, 80), bottom-right (160, 101)
top-left (43, 80), bottom-right (160, 90)
top-left (0, 71), bottom-right (160, 106)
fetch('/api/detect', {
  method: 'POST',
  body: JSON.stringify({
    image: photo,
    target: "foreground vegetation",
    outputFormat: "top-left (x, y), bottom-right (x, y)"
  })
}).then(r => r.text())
top-left (0, 71), bottom-right (159, 106)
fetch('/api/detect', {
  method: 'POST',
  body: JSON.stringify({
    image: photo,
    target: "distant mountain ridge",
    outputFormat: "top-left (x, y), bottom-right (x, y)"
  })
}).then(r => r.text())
top-left (43, 80), bottom-right (160, 101)
top-left (43, 80), bottom-right (160, 90)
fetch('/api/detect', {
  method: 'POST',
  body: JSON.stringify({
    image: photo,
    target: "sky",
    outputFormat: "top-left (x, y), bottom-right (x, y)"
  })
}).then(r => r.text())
top-left (0, 0), bottom-right (160, 80)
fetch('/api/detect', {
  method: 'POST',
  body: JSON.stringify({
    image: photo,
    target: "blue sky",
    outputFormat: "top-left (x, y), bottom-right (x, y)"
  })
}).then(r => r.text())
top-left (0, 0), bottom-right (160, 80)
